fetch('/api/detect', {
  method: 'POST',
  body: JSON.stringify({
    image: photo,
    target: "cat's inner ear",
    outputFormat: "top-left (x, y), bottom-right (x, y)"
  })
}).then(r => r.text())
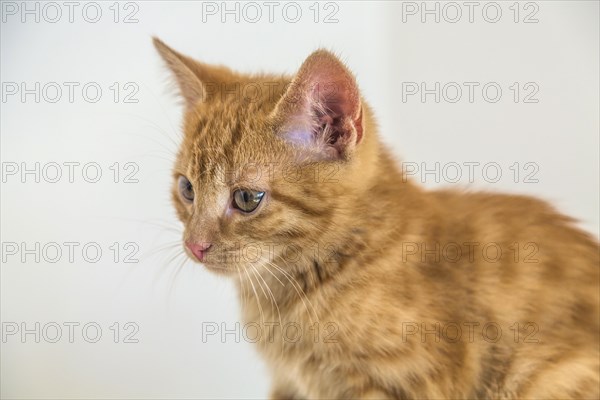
top-left (153, 37), bottom-right (208, 109)
top-left (273, 50), bottom-right (363, 161)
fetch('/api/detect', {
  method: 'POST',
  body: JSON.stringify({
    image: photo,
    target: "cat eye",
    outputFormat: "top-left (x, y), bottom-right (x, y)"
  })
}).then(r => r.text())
top-left (232, 189), bottom-right (265, 213)
top-left (178, 175), bottom-right (194, 202)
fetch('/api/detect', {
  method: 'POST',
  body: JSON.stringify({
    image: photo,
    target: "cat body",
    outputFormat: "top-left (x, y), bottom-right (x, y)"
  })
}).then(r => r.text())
top-left (154, 38), bottom-right (600, 399)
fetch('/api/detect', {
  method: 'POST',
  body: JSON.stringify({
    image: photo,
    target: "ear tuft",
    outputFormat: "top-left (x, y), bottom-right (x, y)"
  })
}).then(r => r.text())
top-left (273, 49), bottom-right (363, 161)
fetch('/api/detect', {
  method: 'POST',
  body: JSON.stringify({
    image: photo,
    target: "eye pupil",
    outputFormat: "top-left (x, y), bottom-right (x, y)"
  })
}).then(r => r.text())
top-left (178, 176), bottom-right (194, 202)
top-left (233, 189), bottom-right (265, 213)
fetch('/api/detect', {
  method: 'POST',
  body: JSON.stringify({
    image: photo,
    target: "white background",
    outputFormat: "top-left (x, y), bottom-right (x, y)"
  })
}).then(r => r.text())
top-left (1, 1), bottom-right (598, 398)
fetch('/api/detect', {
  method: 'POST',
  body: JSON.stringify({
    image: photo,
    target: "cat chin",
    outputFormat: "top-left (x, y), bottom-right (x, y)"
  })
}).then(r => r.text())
top-left (202, 265), bottom-right (235, 276)
top-left (190, 257), bottom-right (238, 276)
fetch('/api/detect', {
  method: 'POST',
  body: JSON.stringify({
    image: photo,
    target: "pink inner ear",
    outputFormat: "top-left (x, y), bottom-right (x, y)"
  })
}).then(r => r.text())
top-left (311, 78), bottom-right (359, 117)
top-left (278, 51), bottom-right (364, 158)
top-left (309, 77), bottom-right (363, 145)
top-left (286, 128), bottom-right (314, 147)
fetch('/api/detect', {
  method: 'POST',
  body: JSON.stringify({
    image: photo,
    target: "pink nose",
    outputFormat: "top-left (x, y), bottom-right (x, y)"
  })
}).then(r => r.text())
top-left (186, 242), bottom-right (212, 261)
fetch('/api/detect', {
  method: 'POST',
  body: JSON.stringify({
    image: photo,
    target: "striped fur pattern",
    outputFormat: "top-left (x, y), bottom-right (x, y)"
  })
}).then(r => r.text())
top-left (154, 38), bottom-right (600, 399)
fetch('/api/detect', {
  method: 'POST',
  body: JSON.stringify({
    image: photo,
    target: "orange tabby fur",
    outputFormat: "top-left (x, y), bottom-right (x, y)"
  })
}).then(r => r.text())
top-left (154, 38), bottom-right (600, 399)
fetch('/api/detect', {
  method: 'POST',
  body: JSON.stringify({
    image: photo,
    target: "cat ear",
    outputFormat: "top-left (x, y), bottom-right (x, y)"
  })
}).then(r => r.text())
top-left (272, 50), bottom-right (363, 161)
top-left (153, 37), bottom-right (208, 108)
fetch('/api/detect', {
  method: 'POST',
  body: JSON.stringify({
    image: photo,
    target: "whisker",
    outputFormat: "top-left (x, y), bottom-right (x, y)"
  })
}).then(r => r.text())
top-left (153, 246), bottom-right (185, 291)
top-left (263, 259), bottom-right (319, 326)
top-left (251, 264), bottom-right (284, 351)
top-left (167, 252), bottom-right (189, 304)
top-left (243, 267), bottom-right (265, 326)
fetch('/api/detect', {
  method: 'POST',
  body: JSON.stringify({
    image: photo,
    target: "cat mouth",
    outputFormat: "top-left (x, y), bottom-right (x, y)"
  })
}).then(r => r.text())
top-left (199, 261), bottom-right (235, 275)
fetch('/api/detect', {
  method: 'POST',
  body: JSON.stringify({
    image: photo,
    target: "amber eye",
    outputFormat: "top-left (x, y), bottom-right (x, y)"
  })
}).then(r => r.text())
top-left (232, 189), bottom-right (265, 213)
top-left (178, 176), bottom-right (194, 202)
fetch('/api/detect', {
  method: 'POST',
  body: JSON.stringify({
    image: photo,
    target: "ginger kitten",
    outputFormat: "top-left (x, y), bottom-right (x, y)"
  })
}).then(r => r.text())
top-left (153, 38), bottom-right (600, 399)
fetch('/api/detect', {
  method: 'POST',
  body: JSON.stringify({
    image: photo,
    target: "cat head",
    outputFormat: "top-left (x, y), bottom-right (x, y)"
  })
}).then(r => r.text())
top-left (154, 38), bottom-right (378, 276)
